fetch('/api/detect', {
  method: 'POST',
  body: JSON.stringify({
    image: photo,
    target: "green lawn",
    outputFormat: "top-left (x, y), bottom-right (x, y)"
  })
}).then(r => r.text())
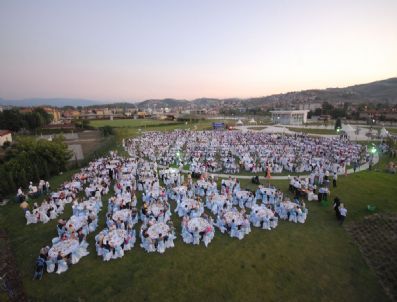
top-left (0, 122), bottom-right (395, 301)
top-left (287, 127), bottom-right (337, 135)
top-left (90, 119), bottom-right (177, 128)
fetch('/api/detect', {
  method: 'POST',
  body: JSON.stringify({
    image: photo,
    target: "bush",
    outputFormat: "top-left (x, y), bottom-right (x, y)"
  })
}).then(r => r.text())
top-left (100, 126), bottom-right (114, 136)
top-left (0, 137), bottom-right (72, 195)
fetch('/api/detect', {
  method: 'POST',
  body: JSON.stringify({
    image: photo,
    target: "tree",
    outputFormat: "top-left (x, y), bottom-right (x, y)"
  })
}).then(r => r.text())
top-left (334, 118), bottom-right (342, 130)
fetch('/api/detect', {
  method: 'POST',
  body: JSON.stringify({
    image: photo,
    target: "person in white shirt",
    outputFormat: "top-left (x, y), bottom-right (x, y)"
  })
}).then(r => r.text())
top-left (338, 203), bottom-right (347, 225)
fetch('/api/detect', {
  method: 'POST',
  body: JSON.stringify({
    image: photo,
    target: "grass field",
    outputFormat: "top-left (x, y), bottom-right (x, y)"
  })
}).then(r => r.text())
top-left (1, 120), bottom-right (396, 302)
top-left (287, 127), bottom-right (337, 135)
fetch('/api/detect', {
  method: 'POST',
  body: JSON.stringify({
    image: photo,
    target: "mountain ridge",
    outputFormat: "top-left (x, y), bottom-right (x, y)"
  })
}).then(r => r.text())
top-left (1, 77), bottom-right (396, 108)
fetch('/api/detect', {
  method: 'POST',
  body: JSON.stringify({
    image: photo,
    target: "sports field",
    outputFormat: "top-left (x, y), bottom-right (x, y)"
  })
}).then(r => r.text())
top-left (1, 120), bottom-right (396, 302)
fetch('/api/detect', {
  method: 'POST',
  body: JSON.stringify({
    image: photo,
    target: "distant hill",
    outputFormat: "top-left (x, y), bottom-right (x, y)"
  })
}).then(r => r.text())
top-left (1, 77), bottom-right (396, 108)
top-left (137, 98), bottom-right (190, 108)
top-left (0, 98), bottom-right (104, 107)
top-left (244, 78), bottom-right (397, 107)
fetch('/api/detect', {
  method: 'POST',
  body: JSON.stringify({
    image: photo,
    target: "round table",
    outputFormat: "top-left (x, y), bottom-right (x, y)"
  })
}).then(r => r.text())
top-left (223, 210), bottom-right (244, 225)
top-left (283, 201), bottom-right (298, 210)
top-left (66, 215), bottom-right (86, 231)
top-left (235, 191), bottom-right (250, 199)
top-left (251, 205), bottom-right (274, 218)
top-left (187, 217), bottom-right (211, 233)
top-left (48, 239), bottom-right (79, 258)
top-left (112, 209), bottom-right (132, 221)
top-left (180, 199), bottom-right (199, 211)
top-left (104, 229), bottom-right (127, 247)
top-left (174, 186), bottom-right (187, 194)
top-left (197, 180), bottom-right (209, 188)
top-left (147, 222), bottom-right (170, 239)
top-left (148, 203), bottom-right (165, 217)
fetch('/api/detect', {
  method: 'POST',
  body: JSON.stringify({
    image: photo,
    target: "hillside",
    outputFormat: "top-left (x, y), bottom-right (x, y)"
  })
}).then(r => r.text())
top-left (1, 77), bottom-right (396, 108)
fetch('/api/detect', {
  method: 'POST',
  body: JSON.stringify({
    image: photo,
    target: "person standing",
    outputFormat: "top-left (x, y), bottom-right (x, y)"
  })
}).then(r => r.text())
top-left (333, 172), bottom-right (338, 188)
top-left (339, 203), bottom-right (347, 225)
top-left (333, 197), bottom-right (341, 220)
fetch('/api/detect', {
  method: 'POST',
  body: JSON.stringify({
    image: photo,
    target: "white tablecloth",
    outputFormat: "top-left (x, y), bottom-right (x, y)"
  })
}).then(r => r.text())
top-left (283, 201), bottom-right (298, 210)
top-left (235, 191), bottom-right (250, 199)
top-left (224, 211), bottom-right (244, 225)
top-left (66, 215), bottom-right (86, 231)
top-left (180, 199), bottom-right (199, 211)
top-left (251, 205), bottom-right (274, 218)
top-left (187, 217), bottom-right (211, 233)
top-left (104, 229), bottom-right (126, 246)
top-left (112, 209), bottom-right (132, 221)
top-left (147, 222), bottom-right (170, 239)
top-left (48, 239), bottom-right (79, 258)
top-left (148, 203), bottom-right (165, 217)
top-left (173, 186), bottom-right (187, 194)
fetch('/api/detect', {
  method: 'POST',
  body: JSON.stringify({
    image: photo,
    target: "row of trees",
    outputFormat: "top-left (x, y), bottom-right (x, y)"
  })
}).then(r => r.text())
top-left (0, 137), bottom-right (72, 196)
top-left (0, 108), bottom-right (52, 132)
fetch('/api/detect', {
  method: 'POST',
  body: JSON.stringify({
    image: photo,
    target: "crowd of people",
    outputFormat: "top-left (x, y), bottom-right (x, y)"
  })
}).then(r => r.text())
top-left (30, 129), bottom-right (385, 277)
top-left (124, 130), bottom-right (370, 176)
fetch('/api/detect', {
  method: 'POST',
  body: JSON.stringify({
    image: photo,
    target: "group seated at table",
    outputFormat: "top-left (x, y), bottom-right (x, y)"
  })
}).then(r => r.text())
top-left (95, 225), bottom-right (136, 261)
top-left (141, 199), bottom-right (172, 224)
top-left (124, 130), bottom-right (368, 175)
top-left (181, 214), bottom-right (215, 247)
top-left (233, 190), bottom-right (255, 208)
top-left (275, 199), bottom-right (308, 223)
top-left (249, 204), bottom-right (278, 230)
top-left (206, 193), bottom-right (233, 215)
top-left (215, 207), bottom-right (251, 240)
top-left (175, 197), bottom-right (204, 218)
top-left (140, 219), bottom-right (176, 253)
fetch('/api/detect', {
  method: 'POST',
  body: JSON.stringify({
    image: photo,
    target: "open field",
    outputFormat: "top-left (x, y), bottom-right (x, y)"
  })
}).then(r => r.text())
top-left (0, 120), bottom-right (396, 301)
top-left (287, 127), bottom-right (337, 135)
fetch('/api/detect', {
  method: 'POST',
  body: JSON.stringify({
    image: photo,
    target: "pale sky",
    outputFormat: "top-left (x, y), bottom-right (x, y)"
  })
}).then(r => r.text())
top-left (0, 0), bottom-right (396, 101)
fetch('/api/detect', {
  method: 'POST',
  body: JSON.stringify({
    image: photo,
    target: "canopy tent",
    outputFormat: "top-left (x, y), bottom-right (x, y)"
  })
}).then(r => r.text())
top-left (236, 119), bottom-right (244, 126)
top-left (380, 127), bottom-right (390, 138)
top-left (248, 118), bottom-right (257, 124)
top-left (341, 124), bottom-right (355, 137)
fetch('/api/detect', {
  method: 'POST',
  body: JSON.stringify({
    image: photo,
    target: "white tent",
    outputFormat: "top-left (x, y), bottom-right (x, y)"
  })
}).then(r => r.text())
top-left (380, 127), bottom-right (389, 138)
top-left (342, 124), bottom-right (355, 137)
top-left (248, 118), bottom-right (257, 124)
top-left (236, 119), bottom-right (244, 126)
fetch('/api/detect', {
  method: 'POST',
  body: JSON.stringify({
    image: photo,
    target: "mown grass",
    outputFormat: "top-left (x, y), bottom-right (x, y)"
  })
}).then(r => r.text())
top-left (287, 127), bottom-right (337, 135)
top-left (0, 121), bottom-right (395, 302)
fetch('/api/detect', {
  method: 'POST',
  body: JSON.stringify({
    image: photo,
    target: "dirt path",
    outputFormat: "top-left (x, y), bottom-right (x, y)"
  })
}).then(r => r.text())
top-left (0, 229), bottom-right (27, 302)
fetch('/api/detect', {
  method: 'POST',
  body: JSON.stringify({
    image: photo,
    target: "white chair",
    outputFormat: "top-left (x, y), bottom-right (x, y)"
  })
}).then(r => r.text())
top-left (114, 246), bottom-right (124, 259)
top-left (25, 211), bottom-right (38, 225)
top-left (182, 232), bottom-right (193, 244)
top-left (103, 249), bottom-right (113, 261)
top-left (193, 232), bottom-right (200, 245)
top-left (203, 233), bottom-right (212, 247)
top-left (270, 217), bottom-right (278, 229)
top-left (157, 240), bottom-right (166, 253)
top-left (40, 212), bottom-right (50, 224)
top-left (46, 260), bottom-right (55, 273)
top-left (56, 259), bottom-right (68, 274)
top-left (165, 236), bottom-right (175, 248)
top-left (71, 251), bottom-right (81, 264)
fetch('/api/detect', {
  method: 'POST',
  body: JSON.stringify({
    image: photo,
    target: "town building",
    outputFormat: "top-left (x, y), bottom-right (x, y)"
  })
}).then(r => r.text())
top-left (0, 130), bottom-right (12, 146)
top-left (270, 110), bottom-right (309, 125)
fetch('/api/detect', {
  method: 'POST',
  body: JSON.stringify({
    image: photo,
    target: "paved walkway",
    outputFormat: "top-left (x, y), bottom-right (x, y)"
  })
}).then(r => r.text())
top-left (161, 154), bottom-right (379, 180)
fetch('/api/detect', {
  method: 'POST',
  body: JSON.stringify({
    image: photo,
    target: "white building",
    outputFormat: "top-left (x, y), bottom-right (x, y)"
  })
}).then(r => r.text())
top-left (270, 110), bottom-right (309, 125)
top-left (0, 130), bottom-right (12, 146)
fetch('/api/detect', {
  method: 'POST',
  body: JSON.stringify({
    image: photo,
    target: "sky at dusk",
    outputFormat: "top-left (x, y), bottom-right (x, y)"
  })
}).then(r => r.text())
top-left (0, 0), bottom-right (396, 102)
